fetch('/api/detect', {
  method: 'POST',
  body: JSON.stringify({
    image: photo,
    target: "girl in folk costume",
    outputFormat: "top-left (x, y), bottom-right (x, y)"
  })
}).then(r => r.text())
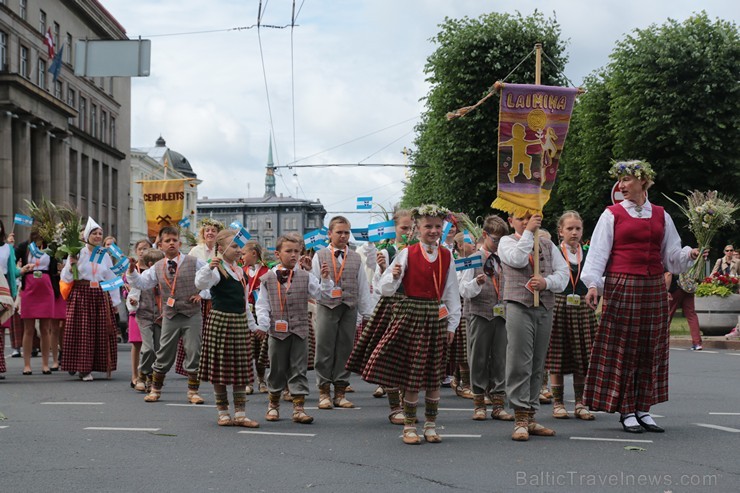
top-left (346, 209), bottom-right (413, 424)
top-left (546, 211), bottom-right (597, 421)
top-left (363, 205), bottom-right (461, 445)
top-left (125, 239), bottom-right (152, 390)
top-left (449, 230), bottom-right (475, 399)
top-left (195, 229), bottom-right (260, 427)
top-left (61, 217), bottom-right (121, 381)
top-left (0, 220), bottom-right (18, 376)
top-left (582, 161), bottom-right (701, 433)
top-left (242, 240), bottom-right (271, 394)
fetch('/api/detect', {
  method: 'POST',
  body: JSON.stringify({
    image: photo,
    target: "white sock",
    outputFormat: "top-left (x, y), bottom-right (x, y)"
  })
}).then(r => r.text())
top-left (636, 410), bottom-right (656, 426)
top-left (621, 413), bottom-right (639, 427)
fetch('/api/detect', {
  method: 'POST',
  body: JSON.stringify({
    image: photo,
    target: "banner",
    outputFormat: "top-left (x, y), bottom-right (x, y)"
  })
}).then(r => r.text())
top-left (141, 179), bottom-right (186, 238)
top-left (356, 197), bottom-right (372, 210)
top-left (455, 253), bottom-right (483, 272)
top-left (491, 83), bottom-right (578, 216)
top-left (367, 220), bottom-right (395, 242)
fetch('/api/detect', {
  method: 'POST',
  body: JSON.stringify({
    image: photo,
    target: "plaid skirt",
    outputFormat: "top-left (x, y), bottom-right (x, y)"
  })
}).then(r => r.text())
top-left (583, 273), bottom-right (670, 413)
top-left (198, 309), bottom-right (253, 385)
top-left (255, 330), bottom-right (270, 370)
top-left (546, 294), bottom-right (597, 375)
top-left (61, 282), bottom-right (118, 374)
top-left (346, 293), bottom-right (404, 375)
top-left (362, 298), bottom-right (447, 392)
top-left (448, 313), bottom-right (468, 370)
top-left (175, 299), bottom-right (211, 376)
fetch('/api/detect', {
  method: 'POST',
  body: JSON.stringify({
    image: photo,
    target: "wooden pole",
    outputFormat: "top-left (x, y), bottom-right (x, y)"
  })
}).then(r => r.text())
top-left (533, 43), bottom-right (542, 307)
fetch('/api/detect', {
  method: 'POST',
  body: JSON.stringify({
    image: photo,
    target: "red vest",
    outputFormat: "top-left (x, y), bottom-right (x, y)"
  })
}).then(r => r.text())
top-left (606, 204), bottom-right (665, 276)
top-left (402, 243), bottom-right (451, 300)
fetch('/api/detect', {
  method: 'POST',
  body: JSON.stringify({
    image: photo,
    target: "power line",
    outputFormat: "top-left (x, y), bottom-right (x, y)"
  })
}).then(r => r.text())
top-left (358, 129), bottom-right (415, 164)
top-left (140, 24), bottom-right (292, 38)
top-left (273, 163), bottom-right (426, 169)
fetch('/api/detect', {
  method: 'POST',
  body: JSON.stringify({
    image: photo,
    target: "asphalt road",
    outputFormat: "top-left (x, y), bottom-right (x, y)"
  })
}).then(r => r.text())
top-left (1, 345), bottom-right (739, 493)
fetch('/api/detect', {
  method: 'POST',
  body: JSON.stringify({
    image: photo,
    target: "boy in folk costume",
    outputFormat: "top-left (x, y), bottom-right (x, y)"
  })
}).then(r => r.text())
top-left (127, 226), bottom-right (208, 404)
top-left (130, 248), bottom-right (165, 392)
top-left (311, 216), bottom-right (373, 409)
top-left (256, 233), bottom-right (330, 424)
top-left (498, 213), bottom-right (569, 441)
top-left (458, 215), bottom-right (514, 422)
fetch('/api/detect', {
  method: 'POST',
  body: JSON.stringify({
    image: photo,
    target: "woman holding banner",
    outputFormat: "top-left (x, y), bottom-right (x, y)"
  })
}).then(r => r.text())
top-left (60, 217), bottom-right (121, 381)
top-left (582, 160), bottom-right (700, 433)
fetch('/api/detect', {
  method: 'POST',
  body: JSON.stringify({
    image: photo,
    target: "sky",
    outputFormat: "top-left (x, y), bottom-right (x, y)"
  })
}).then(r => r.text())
top-left (102, 0), bottom-right (737, 228)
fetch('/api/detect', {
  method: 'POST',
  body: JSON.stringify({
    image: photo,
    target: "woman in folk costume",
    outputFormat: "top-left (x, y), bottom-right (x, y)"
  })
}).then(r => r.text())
top-left (0, 220), bottom-right (19, 377)
top-left (242, 240), bottom-right (271, 394)
top-left (175, 218), bottom-right (223, 377)
top-left (546, 211), bottom-right (597, 421)
top-left (582, 160), bottom-right (701, 433)
top-left (346, 208), bottom-right (413, 424)
top-left (195, 229), bottom-right (260, 427)
top-left (61, 217), bottom-right (121, 381)
top-left (363, 204), bottom-right (461, 445)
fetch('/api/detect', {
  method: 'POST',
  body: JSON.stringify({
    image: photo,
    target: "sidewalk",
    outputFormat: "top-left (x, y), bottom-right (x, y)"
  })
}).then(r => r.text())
top-left (670, 335), bottom-right (740, 350)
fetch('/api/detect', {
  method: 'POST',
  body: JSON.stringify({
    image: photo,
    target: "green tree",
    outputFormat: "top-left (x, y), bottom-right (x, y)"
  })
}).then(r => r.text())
top-left (402, 11), bottom-right (568, 220)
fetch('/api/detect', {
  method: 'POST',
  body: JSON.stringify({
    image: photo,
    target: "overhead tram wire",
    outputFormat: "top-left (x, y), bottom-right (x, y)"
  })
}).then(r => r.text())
top-left (290, 0), bottom-right (308, 199)
top-left (140, 24), bottom-right (291, 38)
top-left (358, 129), bottom-right (415, 164)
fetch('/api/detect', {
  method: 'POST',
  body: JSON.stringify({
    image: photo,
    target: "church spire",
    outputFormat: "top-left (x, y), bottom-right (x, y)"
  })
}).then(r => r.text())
top-left (264, 135), bottom-right (276, 198)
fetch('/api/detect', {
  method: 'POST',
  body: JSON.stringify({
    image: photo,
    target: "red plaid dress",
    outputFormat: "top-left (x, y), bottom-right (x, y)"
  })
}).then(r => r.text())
top-left (346, 292), bottom-right (404, 375)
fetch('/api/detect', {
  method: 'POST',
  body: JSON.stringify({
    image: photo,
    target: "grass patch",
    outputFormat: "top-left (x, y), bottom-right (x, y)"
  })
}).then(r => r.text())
top-left (669, 313), bottom-right (690, 336)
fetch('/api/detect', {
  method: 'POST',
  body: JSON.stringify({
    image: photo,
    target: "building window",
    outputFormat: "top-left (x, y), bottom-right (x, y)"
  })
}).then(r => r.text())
top-left (19, 0), bottom-right (27, 21)
top-left (0, 31), bottom-right (6, 71)
top-left (19, 46), bottom-right (29, 78)
top-left (54, 79), bottom-right (62, 99)
top-left (265, 219), bottom-right (272, 230)
top-left (65, 33), bottom-right (72, 63)
top-left (292, 217), bottom-right (297, 229)
top-left (39, 10), bottom-right (46, 34)
top-left (100, 110), bottom-right (107, 144)
top-left (110, 116), bottom-right (116, 146)
top-left (283, 217), bottom-right (290, 230)
top-left (37, 58), bottom-right (46, 88)
top-left (264, 238), bottom-right (273, 249)
top-left (53, 22), bottom-right (60, 48)
top-left (79, 96), bottom-right (87, 130)
top-left (90, 104), bottom-right (97, 138)
top-left (67, 86), bottom-right (75, 107)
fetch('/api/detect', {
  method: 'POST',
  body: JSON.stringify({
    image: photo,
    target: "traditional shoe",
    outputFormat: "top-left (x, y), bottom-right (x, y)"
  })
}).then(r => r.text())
top-left (217, 414), bottom-right (233, 426)
top-left (538, 390), bottom-right (552, 404)
top-left (373, 386), bottom-right (386, 398)
top-left (187, 391), bottom-right (205, 405)
top-left (265, 407), bottom-right (280, 422)
top-left (318, 396), bottom-right (333, 409)
top-left (527, 412), bottom-right (556, 436)
top-left (552, 403), bottom-right (570, 419)
top-left (233, 413), bottom-right (260, 428)
top-left (458, 387), bottom-right (474, 399)
top-left (345, 385), bottom-right (355, 393)
top-left (389, 411), bottom-right (405, 425)
top-left (81, 373), bottom-right (94, 382)
top-left (333, 396), bottom-right (355, 408)
top-left (258, 381), bottom-right (268, 393)
top-left (423, 423), bottom-right (442, 443)
top-left (619, 413), bottom-right (643, 433)
top-left (292, 409), bottom-right (314, 424)
top-left (491, 407), bottom-right (515, 421)
top-left (511, 425), bottom-right (529, 441)
top-left (130, 380), bottom-right (137, 388)
top-left (574, 403), bottom-right (595, 421)
top-left (484, 394), bottom-right (493, 406)
top-left (473, 407), bottom-right (488, 421)
top-left (144, 391), bottom-right (161, 402)
top-left (402, 427), bottom-right (421, 445)
top-left (134, 380), bottom-right (146, 392)
top-left (245, 385), bottom-right (254, 395)
top-left (636, 414), bottom-right (664, 433)
top-left (282, 389), bottom-right (293, 402)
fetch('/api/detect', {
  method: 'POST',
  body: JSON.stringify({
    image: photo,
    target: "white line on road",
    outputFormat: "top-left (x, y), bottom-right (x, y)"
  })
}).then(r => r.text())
top-left (694, 423), bottom-right (740, 433)
top-left (166, 403), bottom-right (217, 408)
top-left (671, 348), bottom-right (688, 351)
top-left (304, 407), bottom-right (361, 410)
top-left (0, 426), bottom-right (8, 429)
top-left (695, 350), bottom-right (719, 354)
top-left (41, 402), bottom-right (104, 405)
top-left (84, 427), bottom-right (161, 431)
top-left (589, 411), bottom-right (664, 418)
top-left (570, 437), bottom-right (653, 443)
top-left (439, 408), bottom-right (474, 412)
top-left (727, 353), bottom-right (740, 356)
top-left (709, 412), bottom-right (740, 415)
top-left (238, 431), bottom-right (316, 437)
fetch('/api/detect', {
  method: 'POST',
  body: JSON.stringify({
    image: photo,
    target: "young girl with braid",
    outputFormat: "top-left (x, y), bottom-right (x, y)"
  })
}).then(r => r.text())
top-left (242, 240), bottom-right (270, 394)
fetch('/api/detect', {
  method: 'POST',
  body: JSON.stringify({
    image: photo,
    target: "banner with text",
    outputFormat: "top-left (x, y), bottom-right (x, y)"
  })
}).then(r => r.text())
top-left (141, 179), bottom-right (186, 239)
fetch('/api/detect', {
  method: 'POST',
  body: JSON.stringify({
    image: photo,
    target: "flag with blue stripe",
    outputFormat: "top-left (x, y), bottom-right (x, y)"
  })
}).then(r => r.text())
top-left (230, 220), bottom-right (242, 230)
top-left (463, 230), bottom-right (475, 244)
top-left (351, 228), bottom-right (369, 242)
top-left (14, 214), bottom-right (34, 227)
top-left (442, 220), bottom-right (453, 240)
top-left (90, 246), bottom-right (108, 264)
top-left (356, 197), bottom-right (372, 210)
top-left (29, 241), bottom-right (44, 259)
top-left (108, 243), bottom-right (125, 260)
top-left (304, 228), bottom-right (328, 250)
top-left (100, 277), bottom-right (124, 292)
top-left (178, 216), bottom-right (191, 229)
top-left (110, 257), bottom-right (129, 276)
top-left (367, 220), bottom-right (395, 242)
top-left (455, 253), bottom-right (483, 272)
top-left (233, 227), bottom-right (251, 248)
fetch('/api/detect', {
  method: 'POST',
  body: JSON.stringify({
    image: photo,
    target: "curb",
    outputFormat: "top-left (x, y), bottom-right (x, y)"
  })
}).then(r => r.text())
top-left (670, 336), bottom-right (740, 351)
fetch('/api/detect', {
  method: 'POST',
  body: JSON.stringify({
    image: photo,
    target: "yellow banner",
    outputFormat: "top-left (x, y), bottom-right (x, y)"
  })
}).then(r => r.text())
top-left (141, 179), bottom-right (185, 238)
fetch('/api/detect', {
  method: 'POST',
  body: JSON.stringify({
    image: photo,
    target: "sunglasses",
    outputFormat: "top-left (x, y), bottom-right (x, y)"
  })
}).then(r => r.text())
top-left (726, 249), bottom-right (735, 253)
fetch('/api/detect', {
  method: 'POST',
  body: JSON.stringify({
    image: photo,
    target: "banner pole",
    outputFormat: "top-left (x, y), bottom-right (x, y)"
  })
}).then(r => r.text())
top-left (533, 42), bottom-right (542, 307)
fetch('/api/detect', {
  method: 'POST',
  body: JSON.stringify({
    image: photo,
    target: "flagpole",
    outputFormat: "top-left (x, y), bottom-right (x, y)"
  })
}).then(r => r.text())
top-left (533, 42), bottom-right (542, 307)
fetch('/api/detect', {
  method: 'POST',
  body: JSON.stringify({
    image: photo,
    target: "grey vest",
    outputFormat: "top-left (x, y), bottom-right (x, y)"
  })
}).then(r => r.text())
top-left (261, 269), bottom-right (310, 340)
top-left (316, 247), bottom-right (361, 309)
top-left (135, 274), bottom-right (162, 327)
top-left (464, 253), bottom-right (503, 322)
top-left (501, 235), bottom-right (555, 310)
top-left (156, 255), bottom-right (200, 319)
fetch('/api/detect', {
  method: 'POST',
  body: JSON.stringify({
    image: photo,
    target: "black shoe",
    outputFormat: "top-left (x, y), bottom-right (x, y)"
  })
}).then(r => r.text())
top-left (50, 366), bottom-right (59, 372)
top-left (619, 414), bottom-right (643, 433)
top-left (22, 370), bottom-right (33, 376)
top-left (42, 370), bottom-right (52, 375)
top-left (11, 349), bottom-right (21, 358)
top-left (636, 414), bottom-right (665, 433)
top-left (32, 348), bottom-right (39, 357)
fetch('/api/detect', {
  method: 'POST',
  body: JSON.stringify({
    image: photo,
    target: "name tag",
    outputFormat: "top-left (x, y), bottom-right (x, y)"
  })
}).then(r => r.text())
top-left (438, 303), bottom-right (449, 320)
top-left (493, 304), bottom-right (506, 319)
top-left (167, 297), bottom-right (176, 307)
top-left (275, 320), bottom-right (289, 333)
top-left (566, 294), bottom-right (581, 306)
top-left (524, 278), bottom-right (535, 294)
top-left (33, 271), bottom-right (43, 279)
top-left (330, 287), bottom-right (343, 299)
top-left (90, 281), bottom-right (99, 288)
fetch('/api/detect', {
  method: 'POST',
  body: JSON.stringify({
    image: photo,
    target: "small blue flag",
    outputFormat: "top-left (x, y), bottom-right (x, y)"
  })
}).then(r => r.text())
top-left (100, 277), bottom-right (124, 292)
top-left (351, 228), bottom-right (370, 242)
top-left (230, 220), bottom-right (242, 230)
top-left (90, 246), bottom-right (108, 264)
top-left (110, 257), bottom-right (129, 276)
top-left (14, 214), bottom-right (34, 227)
top-left (442, 220), bottom-right (453, 240)
top-left (367, 220), bottom-right (395, 242)
top-left (233, 227), bottom-right (251, 248)
top-left (455, 253), bottom-right (483, 272)
top-left (29, 241), bottom-right (44, 259)
top-left (463, 230), bottom-right (475, 244)
top-left (108, 243), bottom-right (125, 260)
top-left (304, 228), bottom-right (328, 250)
top-left (356, 197), bottom-right (372, 210)
top-left (178, 217), bottom-right (191, 229)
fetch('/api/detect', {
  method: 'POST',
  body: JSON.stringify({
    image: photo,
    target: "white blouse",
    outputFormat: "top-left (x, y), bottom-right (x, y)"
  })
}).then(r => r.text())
top-left (0, 244), bottom-right (11, 276)
top-left (61, 246), bottom-right (121, 306)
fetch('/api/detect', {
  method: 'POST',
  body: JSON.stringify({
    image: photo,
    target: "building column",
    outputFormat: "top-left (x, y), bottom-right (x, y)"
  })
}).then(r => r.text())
top-left (12, 120), bottom-right (32, 223)
top-left (31, 126), bottom-right (52, 202)
top-left (50, 135), bottom-right (69, 205)
top-left (0, 113), bottom-right (12, 228)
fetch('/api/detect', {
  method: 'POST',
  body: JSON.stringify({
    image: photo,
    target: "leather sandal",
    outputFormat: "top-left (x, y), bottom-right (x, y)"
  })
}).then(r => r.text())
top-left (144, 391), bottom-right (161, 402)
top-left (373, 386), bottom-right (386, 398)
top-left (574, 404), bottom-right (595, 421)
top-left (491, 407), bottom-right (515, 421)
top-left (318, 396), bottom-right (333, 409)
top-left (389, 411), bottom-right (405, 425)
top-left (472, 407), bottom-right (488, 421)
top-left (282, 389), bottom-right (293, 402)
top-left (402, 427), bottom-right (421, 445)
top-left (552, 403), bottom-right (570, 419)
top-left (423, 423), bottom-right (442, 443)
top-left (458, 387), bottom-right (474, 399)
top-left (511, 425), bottom-right (529, 441)
top-left (187, 392), bottom-right (205, 405)
top-left (245, 385), bottom-right (254, 395)
top-left (265, 407), bottom-right (280, 422)
top-left (292, 409), bottom-right (314, 424)
top-left (233, 414), bottom-right (260, 428)
top-left (528, 421), bottom-right (556, 436)
top-left (217, 414), bottom-right (233, 426)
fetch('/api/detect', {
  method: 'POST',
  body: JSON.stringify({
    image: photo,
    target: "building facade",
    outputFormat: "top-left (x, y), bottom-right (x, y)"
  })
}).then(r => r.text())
top-left (0, 0), bottom-right (131, 244)
top-left (129, 136), bottom-right (200, 249)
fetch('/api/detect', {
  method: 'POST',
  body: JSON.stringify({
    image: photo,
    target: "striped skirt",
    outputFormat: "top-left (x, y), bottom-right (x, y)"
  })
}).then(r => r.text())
top-left (546, 294), bottom-right (597, 375)
top-left (447, 312), bottom-right (468, 370)
top-left (362, 298), bottom-right (447, 392)
top-left (175, 299), bottom-right (211, 376)
top-left (583, 273), bottom-right (670, 413)
top-left (61, 282), bottom-right (118, 374)
top-left (346, 292), bottom-right (404, 375)
top-left (198, 309), bottom-right (253, 385)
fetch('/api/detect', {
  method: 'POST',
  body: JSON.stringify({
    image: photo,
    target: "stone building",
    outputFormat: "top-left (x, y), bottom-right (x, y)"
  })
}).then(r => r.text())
top-left (0, 0), bottom-right (131, 243)
top-left (197, 141), bottom-right (326, 250)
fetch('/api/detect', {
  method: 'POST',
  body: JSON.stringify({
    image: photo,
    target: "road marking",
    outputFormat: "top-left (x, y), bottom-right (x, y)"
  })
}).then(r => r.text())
top-left (709, 412), bottom-right (740, 416)
top-left (84, 427), bottom-right (161, 431)
top-left (304, 407), bottom-right (361, 410)
top-left (166, 403), bottom-right (217, 408)
top-left (440, 434), bottom-right (481, 438)
top-left (238, 431), bottom-right (316, 437)
top-left (695, 350), bottom-right (718, 354)
top-left (439, 408), bottom-right (474, 412)
top-left (671, 348), bottom-right (687, 351)
top-left (728, 353), bottom-right (740, 356)
top-left (41, 402), bottom-right (104, 405)
top-left (0, 426), bottom-right (8, 429)
top-left (694, 423), bottom-right (740, 433)
top-left (590, 411), bottom-right (664, 418)
top-left (570, 437), bottom-right (653, 443)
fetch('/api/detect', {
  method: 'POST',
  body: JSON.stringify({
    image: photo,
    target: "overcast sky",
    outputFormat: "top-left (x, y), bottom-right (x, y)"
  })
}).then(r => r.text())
top-left (102, 0), bottom-right (736, 228)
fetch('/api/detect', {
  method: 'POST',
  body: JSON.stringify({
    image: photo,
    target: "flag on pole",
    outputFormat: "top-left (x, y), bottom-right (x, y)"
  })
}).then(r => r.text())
top-left (110, 257), bottom-right (130, 276)
top-left (90, 246), bottom-right (108, 264)
top-left (29, 242), bottom-right (44, 259)
top-left (304, 228), bottom-right (328, 250)
top-left (108, 242), bottom-right (125, 261)
top-left (233, 227), bottom-right (251, 248)
top-left (178, 216), bottom-right (191, 229)
top-left (463, 230), bottom-right (475, 244)
top-left (229, 220), bottom-right (242, 230)
top-left (14, 214), bottom-right (34, 227)
top-left (442, 220), bottom-right (453, 240)
top-left (43, 27), bottom-right (55, 59)
top-left (100, 277), bottom-right (125, 292)
top-left (351, 228), bottom-right (370, 242)
top-left (491, 83), bottom-right (579, 216)
top-left (367, 220), bottom-right (395, 242)
top-left (455, 253), bottom-right (483, 272)
top-left (49, 44), bottom-right (64, 82)
top-left (356, 197), bottom-right (372, 210)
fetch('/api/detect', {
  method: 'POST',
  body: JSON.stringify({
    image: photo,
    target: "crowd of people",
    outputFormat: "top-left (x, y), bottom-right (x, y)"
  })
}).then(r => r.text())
top-left (2, 160), bottom-right (738, 444)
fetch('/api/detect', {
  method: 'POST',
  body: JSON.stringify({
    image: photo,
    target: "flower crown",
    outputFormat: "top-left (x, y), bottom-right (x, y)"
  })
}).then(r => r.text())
top-left (197, 217), bottom-right (225, 230)
top-left (608, 160), bottom-right (656, 181)
top-left (410, 204), bottom-right (450, 220)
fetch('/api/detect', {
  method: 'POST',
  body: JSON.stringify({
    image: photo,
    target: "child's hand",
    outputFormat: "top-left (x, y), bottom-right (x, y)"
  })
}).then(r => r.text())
top-left (447, 331), bottom-right (455, 345)
top-left (585, 287), bottom-right (599, 310)
top-left (299, 255), bottom-right (312, 271)
top-left (254, 329), bottom-right (267, 340)
top-left (392, 264), bottom-right (402, 280)
top-left (475, 274), bottom-right (486, 285)
top-left (189, 295), bottom-right (202, 304)
top-left (376, 252), bottom-right (387, 271)
top-left (526, 214), bottom-right (542, 232)
top-left (529, 275), bottom-right (547, 291)
top-left (128, 298), bottom-right (138, 307)
top-left (320, 262), bottom-right (330, 279)
top-left (209, 257), bottom-right (220, 269)
top-left (127, 257), bottom-right (135, 272)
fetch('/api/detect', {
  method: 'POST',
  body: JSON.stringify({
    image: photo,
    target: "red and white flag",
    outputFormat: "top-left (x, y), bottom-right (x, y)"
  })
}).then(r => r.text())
top-left (43, 27), bottom-right (55, 59)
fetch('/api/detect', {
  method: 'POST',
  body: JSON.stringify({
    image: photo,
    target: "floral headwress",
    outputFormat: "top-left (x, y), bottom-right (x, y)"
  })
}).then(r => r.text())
top-left (608, 160), bottom-right (656, 181)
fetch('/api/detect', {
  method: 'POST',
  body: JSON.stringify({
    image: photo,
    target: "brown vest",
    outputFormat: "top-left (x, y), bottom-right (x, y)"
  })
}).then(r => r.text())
top-left (316, 247), bottom-right (361, 308)
top-left (156, 255), bottom-right (200, 319)
top-left (261, 269), bottom-right (310, 340)
top-left (501, 234), bottom-right (555, 310)
top-left (464, 252), bottom-right (503, 321)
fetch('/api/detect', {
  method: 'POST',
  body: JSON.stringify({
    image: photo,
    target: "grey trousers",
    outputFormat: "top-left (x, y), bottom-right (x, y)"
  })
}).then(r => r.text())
top-left (138, 322), bottom-right (161, 375)
top-left (505, 302), bottom-right (553, 411)
top-left (153, 313), bottom-right (202, 375)
top-left (267, 334), bottom-right (309, 396)
top-left (314, 303), bottom-right (357, 387)
top-left (466, 314), bottom-right (508, 396)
